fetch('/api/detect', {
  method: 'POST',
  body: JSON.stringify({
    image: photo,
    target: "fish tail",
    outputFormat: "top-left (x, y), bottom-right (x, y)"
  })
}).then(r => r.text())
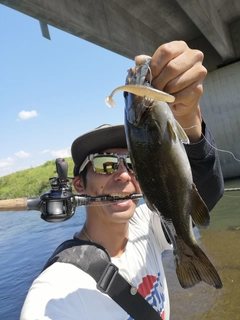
top-left (175, 243), bottom-right (222, 289)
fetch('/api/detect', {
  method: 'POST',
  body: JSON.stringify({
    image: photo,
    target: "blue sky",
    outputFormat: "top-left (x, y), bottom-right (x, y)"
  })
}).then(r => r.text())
top-left (0, 5), bottom-right (133, 177)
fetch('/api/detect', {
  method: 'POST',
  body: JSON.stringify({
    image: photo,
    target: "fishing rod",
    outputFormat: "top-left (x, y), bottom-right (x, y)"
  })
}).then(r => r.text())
top-left (0, 158), bottom-right (143, 223)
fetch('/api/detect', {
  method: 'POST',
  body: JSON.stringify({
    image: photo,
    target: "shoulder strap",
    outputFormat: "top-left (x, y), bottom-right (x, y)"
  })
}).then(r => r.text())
top-left (42, 238), bottom-right (162, 320)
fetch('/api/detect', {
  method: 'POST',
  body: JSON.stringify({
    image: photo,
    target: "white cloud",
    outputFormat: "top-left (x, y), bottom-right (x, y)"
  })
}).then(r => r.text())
top-left (40, 147), bottom-right (71, 159)
top-left (15, 151), bottom-right (30, 158)
top-left (41, 149), bottom-right (51, 154)
top-left (51, 148), bottom-right (71, 158)
top-left (17, 110), bottom-right (39, 120)
top-left (0, 157), bottom-right (14, 168)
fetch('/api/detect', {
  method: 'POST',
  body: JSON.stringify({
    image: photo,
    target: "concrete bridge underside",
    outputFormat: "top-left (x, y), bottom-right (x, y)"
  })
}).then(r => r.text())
top-left (1, 0), bottom-right (240, 178)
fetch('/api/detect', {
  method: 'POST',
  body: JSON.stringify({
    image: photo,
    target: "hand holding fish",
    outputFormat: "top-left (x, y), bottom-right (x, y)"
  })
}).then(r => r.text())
top-left (135, 41), bottom-right (207, 142)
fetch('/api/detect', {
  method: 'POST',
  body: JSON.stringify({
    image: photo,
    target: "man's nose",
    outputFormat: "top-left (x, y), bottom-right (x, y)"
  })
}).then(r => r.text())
top-left (114, 159), bottom-right (131, 179)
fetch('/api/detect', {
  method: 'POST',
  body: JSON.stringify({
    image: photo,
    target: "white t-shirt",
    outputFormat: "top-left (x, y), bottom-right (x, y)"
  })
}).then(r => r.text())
top-left (20, 204), bottom-right (172, 320)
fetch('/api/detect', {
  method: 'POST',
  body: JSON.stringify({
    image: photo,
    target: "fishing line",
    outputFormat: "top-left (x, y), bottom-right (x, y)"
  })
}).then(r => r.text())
top-left (182, 124), bottom-right (240, 163)
top-left (182, 125), bottom-right (197, 130)
top-left (202, 132), bottom-right (240, 163)
top-left (223, 194), bottom-right (240, 198)
top-left (183, 125), bottom-right (240, 198)
top-left (147, 64), bottom-right (153, 84)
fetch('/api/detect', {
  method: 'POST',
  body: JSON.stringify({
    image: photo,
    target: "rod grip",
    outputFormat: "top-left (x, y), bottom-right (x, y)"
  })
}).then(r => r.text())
top-left (0, 198), bottom-right (28, 211)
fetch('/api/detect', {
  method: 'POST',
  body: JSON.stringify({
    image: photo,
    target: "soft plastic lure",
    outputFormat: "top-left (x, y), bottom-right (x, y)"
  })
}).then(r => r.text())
top-left (105, 84), bottom-right (175, 108)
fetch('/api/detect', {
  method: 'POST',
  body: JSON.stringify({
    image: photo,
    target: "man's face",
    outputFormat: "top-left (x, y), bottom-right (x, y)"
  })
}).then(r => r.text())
top-left (74, 148), bottom-right (141, 223)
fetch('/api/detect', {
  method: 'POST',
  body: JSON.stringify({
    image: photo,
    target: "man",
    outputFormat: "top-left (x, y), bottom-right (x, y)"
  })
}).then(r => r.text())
top-left (21, 41), bottom-right (224, 320)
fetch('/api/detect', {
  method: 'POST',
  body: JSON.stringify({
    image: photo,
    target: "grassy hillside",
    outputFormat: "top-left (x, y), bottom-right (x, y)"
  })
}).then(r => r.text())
top-left (0, 158), bottom-right (75, 200)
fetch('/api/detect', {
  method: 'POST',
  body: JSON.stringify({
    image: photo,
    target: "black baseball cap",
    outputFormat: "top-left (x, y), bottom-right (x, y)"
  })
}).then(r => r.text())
top-left (71, 124), bottom-right (127, 176)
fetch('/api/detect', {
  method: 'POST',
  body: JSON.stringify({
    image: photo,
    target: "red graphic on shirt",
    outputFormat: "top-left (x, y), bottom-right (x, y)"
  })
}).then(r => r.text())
top-left (138, 275), bottom-right (157, 297)
top-left (137, 274), bottom-right (165, 319)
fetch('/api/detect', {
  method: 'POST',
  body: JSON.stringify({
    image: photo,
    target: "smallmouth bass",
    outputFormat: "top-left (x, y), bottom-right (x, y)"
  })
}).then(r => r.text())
top-left (106, 59), bottom-right (222, 289)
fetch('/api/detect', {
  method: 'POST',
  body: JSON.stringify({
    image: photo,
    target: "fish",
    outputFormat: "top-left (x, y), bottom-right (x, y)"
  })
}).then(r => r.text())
top-left (105, 59), bottom-right (222, 289)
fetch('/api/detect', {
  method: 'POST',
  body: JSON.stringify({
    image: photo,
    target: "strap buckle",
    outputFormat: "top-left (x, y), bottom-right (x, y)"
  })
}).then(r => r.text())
top-left (97, 262), bottom-right (119, 294)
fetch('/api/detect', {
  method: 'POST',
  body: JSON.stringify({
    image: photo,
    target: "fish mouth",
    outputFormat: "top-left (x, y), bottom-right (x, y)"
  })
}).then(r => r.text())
top-left (132, 97), bottom-right (153, 126)
top-left (137, 100), bottom-right (153, 126)
top-left (126, 94), bottom-right (154, 126)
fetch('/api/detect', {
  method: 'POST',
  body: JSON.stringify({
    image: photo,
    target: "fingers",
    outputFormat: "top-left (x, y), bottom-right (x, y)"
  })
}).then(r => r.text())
top-left (168, 79), bottom-right (204, 142)
top-left (151, 41), bottom-right (207, 142)
top-left (169, 79), bottom-right (204, 117)
top-left (134, 54), bottom-right (151, 65)
top-left (134, 41), bottom-right (207, 142)
top-left (135, 41), bottom-right (207, 96)
top-left (150, 41), bottom-right (188, 82)
top-left (151, 42), bottom-right (206, 92)
top-left (163, 61), bottom-right (207, 95)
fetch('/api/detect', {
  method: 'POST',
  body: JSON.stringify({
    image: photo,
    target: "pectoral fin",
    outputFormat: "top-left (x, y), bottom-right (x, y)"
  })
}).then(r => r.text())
top-left (191, 184), bottom-right (210, 228)
top-left (167, 119), bottom-right (190, 144)
top-left (167, 120), bottom-right (177, 141)
top-left (174, 120), bottom-right (190, 144)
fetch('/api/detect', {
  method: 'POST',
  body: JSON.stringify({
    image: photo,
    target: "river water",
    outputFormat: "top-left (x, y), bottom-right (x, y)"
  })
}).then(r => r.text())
top-left (0, 178), bottom-right (239, 319)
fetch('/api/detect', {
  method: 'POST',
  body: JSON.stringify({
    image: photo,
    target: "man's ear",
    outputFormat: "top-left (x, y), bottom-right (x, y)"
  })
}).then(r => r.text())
top-left (73, 176), bottom-right (85, 193)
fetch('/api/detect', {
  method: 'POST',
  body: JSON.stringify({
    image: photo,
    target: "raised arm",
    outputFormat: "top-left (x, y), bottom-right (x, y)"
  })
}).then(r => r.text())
top-left (135, 40), bottom-right (224, 210)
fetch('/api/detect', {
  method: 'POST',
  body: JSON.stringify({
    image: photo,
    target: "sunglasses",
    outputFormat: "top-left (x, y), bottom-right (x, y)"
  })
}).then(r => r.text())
top-left (79, 153), bottom-right (134, 174)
